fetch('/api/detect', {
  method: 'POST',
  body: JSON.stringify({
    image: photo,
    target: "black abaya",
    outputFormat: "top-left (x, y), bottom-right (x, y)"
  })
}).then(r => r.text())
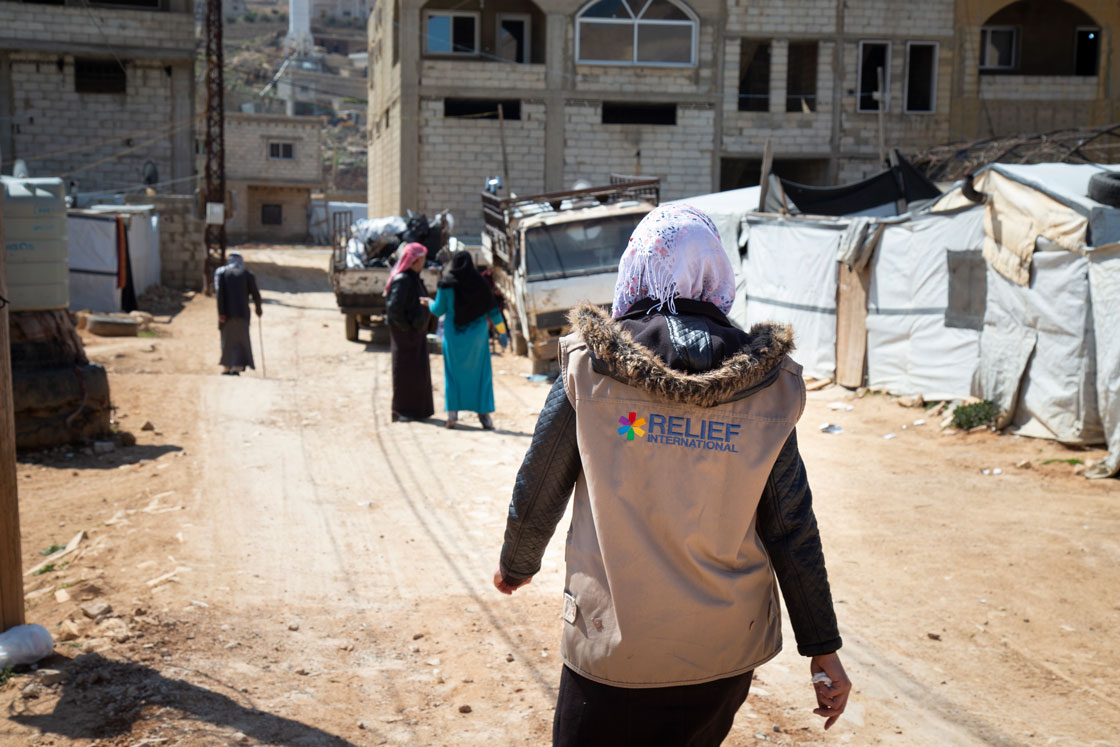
top-left (386, 270), bottom-right (434, 420)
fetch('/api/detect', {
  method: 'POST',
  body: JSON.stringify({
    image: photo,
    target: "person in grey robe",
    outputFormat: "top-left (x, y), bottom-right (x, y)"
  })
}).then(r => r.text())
top-left (214, 252), bottom-right (263, 376)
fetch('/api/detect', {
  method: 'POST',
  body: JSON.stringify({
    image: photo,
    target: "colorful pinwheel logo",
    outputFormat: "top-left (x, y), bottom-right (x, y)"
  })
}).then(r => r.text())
top-left (617, 412), bottom-right (646, 441)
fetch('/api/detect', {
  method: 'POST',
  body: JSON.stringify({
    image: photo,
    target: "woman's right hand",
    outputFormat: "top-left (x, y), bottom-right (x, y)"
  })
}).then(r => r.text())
top-left (419, 297), bottom-right (431, 306)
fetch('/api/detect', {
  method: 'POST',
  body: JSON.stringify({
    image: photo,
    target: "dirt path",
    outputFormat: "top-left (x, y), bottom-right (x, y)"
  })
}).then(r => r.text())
top-left (4, 248), bottom-right (1118, 746)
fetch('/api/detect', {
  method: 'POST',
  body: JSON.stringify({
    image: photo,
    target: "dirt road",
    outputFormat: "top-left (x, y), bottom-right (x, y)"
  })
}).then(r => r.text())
top-left (5, 248), bottom-right (1118, 746)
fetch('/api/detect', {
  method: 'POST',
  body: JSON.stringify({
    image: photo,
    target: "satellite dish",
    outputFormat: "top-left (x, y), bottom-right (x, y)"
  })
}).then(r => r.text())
top-left (12, 159), bottom-right (30, 178)
top-left (142, 160), bottom-right (159, 186)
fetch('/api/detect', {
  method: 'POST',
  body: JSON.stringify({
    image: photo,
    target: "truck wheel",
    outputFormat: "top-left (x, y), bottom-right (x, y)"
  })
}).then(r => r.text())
top-left (345, 313), bottom-right (359, 342)
top-left (370, 324), bottom-right (391, 345)
top-left (511, 331), bottom-right (528, 357)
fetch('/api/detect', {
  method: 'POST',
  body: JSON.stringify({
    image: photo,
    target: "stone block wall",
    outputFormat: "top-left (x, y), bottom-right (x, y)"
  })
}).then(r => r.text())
top-left (420, 60), bottom-right (547, 90)
top-left (368, 99), bottom-right (402, 218)
top-left (126, 194), bottom-right (205, 290)
top-left (417, 98), bottom-right (547, 239)
top-left (225, 183), bottom-right (312, 243)
top-left (0, 3), bottom-right (195, 54)
top-left (979, 75), bottom-right (1100, 101)
top-left (721, 39), bottom-right (835, 156)
top-left (844, 0), bottom-right (953, 37)
top-left (225, 114), bottom-right (324, 185)
top-left (727, 0), bottom-right (836, 34)
top-left (562, 102), bottom-right (714, 203)
top-left (8, 55), bottom-right (178, 192)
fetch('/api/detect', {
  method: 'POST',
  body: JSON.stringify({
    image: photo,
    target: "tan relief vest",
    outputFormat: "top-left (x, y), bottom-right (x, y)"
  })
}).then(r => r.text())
top-left (557, 333), bottom-right (806, 688)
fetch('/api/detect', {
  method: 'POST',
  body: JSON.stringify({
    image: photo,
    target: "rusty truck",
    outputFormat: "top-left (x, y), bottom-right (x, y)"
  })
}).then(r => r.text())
top-left (481, 177), bottom-right (660, 373)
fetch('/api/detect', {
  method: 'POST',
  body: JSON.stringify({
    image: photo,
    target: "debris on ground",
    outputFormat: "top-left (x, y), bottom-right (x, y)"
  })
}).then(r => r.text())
top-left (818, 423), bottom-right (843, 434)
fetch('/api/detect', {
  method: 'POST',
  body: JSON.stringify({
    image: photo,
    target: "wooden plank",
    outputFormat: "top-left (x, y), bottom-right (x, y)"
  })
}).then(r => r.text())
top-left (835, 261), bottom-right (870, 389)
top-left (758, 139), bottom-right (773, 211)
top-left (0, 233), bottom-right (26, 631)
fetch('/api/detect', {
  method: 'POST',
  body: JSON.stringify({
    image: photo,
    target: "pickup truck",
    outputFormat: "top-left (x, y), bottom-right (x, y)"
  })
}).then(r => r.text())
top-left (328, 212), bottom-right (447, 343)
top-left (481, 177), bottom-right (659, 373)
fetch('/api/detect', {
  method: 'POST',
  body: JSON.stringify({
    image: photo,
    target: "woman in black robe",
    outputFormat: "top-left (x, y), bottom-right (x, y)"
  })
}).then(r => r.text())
top-left (385, 242), bottom-right (434, 421)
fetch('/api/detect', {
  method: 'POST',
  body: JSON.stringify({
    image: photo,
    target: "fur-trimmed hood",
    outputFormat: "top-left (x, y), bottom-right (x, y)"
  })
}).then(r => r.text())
top-left (568, 301), bottom-right (795, 408)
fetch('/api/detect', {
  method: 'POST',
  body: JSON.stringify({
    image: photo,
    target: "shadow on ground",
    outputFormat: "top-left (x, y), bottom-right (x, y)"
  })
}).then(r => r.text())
top-left (18, 444), bottom-right (184, 471)
top-left (7, 653), bottom-right (360, 746)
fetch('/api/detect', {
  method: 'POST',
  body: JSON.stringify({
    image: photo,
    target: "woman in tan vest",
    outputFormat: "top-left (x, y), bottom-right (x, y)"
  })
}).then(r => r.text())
top-left (493, 204), bottom-right (851, 745)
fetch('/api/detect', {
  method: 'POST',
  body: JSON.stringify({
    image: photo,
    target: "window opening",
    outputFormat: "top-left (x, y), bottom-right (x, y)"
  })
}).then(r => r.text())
top-left (497, 15), bottom-right (530, 63)
top-left (979, 27), bottom-right (1017, 69)
top-left (576, 0), bottom-right (697, 66)
top-left (601, 101), bottom-right (676, 125)
top-left (424, 11), bottom-right (478, 55)
top-left (74, 58), bottom-right (126, 94)
top-left (857, 41), bottom-right (889, 113)
top-left (904, 42), bottom-right (937, 113)
top-left (261, 204), bottom-right (283, 226)
top-left (443, 99), bottom-right (521, 120)
top-left (786, 41), bottom-right (818, 112)
top-left (269, 142), bottom-right (295, 159)
top-left (1074, 28), bottom-right (1100, 76)
top-left (738, 40), bottom-right (770, 112)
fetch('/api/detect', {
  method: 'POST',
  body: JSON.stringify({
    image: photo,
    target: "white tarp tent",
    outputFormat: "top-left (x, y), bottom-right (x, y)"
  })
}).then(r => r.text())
top-left (68, 206), bottom-right (160, 312)
top-left (309, 200), bottom-right (367, 245)
top-left (866, 206), bottom-right (985, 399)
top-left (935, 163), bottom-right (1120, 478)
top-left (741, 215), bottom-right (840, 381)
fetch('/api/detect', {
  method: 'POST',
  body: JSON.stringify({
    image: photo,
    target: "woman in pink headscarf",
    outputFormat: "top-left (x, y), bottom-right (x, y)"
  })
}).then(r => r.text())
top-left (385, 242), bottom-right (434, 421)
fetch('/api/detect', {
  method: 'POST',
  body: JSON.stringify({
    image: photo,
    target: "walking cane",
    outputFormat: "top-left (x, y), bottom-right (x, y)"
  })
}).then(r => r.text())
top-left (257, 314), bottom-right (266, 378)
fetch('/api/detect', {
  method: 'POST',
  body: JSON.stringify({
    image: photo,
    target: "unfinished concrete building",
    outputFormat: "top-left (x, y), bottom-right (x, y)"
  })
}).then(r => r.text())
top-left (0, 0), bottom-right (196, 194)
top-left (225, 112), bottom-right (325, 242)
top-left (368, 0), bottom-right (1119, 238)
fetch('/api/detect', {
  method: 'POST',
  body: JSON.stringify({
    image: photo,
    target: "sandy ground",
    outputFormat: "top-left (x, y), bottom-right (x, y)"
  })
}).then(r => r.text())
top-left (3, 247), bottom-right (1119, 747)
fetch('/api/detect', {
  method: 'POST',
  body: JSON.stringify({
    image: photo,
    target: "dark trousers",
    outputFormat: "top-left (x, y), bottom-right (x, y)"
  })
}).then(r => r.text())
top-left (553, 665), bottom-right (754, 747)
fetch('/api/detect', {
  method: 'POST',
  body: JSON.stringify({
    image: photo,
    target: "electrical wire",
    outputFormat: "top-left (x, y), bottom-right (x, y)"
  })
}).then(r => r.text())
top-left (51, 113), bottom-right (205, 179)
top-left (2, 116), bottom-right (202, 166)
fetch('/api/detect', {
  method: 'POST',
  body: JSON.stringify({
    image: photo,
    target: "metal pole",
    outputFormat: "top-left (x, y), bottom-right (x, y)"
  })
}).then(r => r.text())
top-left (876, 66), bottom-right (886, 168)
top-left (497, 104), bottom-right (511, 197)
top-left (257, 314), bottom-right (266, 378)
top-left (203, 0), bottom-right (227, 291)
top-left (0, 242), bottom-right (26, 632)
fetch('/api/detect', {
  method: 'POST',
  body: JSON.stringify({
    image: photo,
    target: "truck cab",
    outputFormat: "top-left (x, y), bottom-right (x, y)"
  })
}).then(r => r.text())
top-left (481, 178), bottom-right (659, 371)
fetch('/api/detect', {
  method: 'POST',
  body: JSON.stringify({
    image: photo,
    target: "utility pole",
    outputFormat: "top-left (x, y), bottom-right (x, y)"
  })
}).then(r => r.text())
top-left (1, 239), bottom-right (26, 632)
top-left (203, 0), bottom-right (226, 290)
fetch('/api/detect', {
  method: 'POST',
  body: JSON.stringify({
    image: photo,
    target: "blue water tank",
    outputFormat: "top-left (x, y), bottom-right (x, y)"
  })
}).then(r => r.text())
top-left (2, 176), bottom-right (69, 311)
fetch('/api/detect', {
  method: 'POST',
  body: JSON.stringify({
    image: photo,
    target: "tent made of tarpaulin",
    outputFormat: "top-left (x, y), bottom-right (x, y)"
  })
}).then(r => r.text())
top-left (671, 186), bottom-right (761, 328)
top-left (934, 163), bottom-right (1120, 479)
top-left (741, 215), bottom-right (840, 380)
top-left (865, 205), bottom-right (986, 400)
top-left (309, 200), bottom-right (367, 245)
top-left (739, 205), bottom-right (986, 396)
top-left (67, 207), bottom-right (160, 312)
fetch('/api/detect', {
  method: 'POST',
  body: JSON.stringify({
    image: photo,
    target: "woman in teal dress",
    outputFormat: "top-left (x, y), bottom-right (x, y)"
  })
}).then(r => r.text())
top-left (427, 251), bottom-right (508, 429)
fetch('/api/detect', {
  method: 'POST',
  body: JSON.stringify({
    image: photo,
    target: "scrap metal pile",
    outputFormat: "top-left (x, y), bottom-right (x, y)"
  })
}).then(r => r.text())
top-left (910, 123), bottom-right (1120, 182)
top-left (345, 210), bottom-right (453, 269)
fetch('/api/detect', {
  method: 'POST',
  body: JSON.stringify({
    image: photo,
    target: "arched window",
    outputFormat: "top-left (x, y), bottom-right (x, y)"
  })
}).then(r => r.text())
top-left (576, 0), bottom-right (697, 67)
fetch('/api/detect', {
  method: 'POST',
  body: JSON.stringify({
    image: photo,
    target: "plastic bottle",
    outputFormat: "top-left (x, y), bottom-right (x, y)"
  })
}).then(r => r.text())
top-left (0, 624), bottom-right (54, 668)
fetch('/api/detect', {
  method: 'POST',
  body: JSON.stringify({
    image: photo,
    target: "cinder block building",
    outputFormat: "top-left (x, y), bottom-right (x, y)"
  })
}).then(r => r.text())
top-left (368, 0), bottom-right (1120, 238)
top-left (225, 112), bottom-right (325, 242)
top-left (0, 0), bottom-right (196, 194)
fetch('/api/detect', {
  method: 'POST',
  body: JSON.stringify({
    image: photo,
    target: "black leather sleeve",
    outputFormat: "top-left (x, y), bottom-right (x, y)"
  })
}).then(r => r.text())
top-left (499, 377), bottom-right (582, 584)
top-left (756, 429), bottom-right (843, 656)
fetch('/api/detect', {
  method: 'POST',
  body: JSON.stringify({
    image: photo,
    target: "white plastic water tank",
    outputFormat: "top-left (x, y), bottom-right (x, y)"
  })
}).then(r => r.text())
top-left (2, 176), bottom-right (69, 311)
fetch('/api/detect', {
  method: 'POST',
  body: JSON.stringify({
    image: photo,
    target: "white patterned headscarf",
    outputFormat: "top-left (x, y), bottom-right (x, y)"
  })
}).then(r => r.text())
top-left (611, 203), bottom-right (735, 318)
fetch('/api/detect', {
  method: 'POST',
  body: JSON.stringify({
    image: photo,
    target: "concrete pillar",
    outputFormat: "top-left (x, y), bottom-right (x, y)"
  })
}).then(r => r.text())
top-left (543, 13), bottom-right (567, 192)
top-left (769, 39), bottom-right (788, 115)
top-left (0, 54), bottom-right (12, 174)
top-left (170, 61), bottom-right (194, 194)
top-left (398, 0), bottom-right (422, 212)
